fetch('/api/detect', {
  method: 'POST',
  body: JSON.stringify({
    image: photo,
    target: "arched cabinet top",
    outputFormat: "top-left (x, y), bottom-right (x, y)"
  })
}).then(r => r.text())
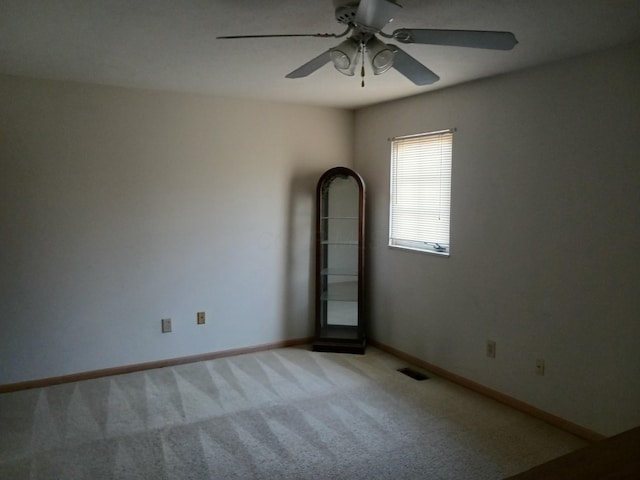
top-left (316, 166), bottom-right (365, 195)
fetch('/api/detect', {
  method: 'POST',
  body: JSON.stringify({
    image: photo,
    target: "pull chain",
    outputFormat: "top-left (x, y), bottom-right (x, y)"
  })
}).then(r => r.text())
top-left (360, 42), bottom-right (366, 87)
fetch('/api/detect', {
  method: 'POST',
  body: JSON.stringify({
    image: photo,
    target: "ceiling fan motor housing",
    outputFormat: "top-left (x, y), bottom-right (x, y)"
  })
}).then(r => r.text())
top-left (333, 0), bottom-right (359, 24)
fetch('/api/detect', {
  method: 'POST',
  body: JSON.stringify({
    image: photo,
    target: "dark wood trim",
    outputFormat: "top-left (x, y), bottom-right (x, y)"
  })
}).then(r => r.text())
top-left (0, 337), bottom-right (312, 394)
top-left (369, 339), bottom-right (606, 442)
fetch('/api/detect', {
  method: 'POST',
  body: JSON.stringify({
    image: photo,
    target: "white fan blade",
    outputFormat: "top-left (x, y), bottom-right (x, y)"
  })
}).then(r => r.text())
top-left (286, 50), bottom-right (332, 78)
top-left (392, 29), bottom-right (518, 50)
top-left (389, 45), bottom-right (439, 85)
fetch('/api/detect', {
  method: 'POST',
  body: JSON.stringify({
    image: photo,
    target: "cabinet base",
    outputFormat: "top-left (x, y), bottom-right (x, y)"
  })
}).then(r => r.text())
top-left (312, 339), bottom-right (366, 355)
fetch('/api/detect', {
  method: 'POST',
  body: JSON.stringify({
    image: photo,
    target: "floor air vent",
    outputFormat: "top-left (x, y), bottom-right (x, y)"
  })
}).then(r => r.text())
top-left (397, 367), bottom-right (429, 381)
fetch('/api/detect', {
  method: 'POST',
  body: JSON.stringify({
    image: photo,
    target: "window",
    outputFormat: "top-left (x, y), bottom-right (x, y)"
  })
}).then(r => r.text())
top-left (389, 129), bottom-right (453, 256)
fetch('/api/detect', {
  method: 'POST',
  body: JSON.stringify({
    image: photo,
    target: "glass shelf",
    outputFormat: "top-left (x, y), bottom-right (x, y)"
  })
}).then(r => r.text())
top-left (321, 240), bottom-right (358, 245)
top-left (321, 268), bottom-right (358, 276)
top-left (321, 281), bottom-right (358, 302)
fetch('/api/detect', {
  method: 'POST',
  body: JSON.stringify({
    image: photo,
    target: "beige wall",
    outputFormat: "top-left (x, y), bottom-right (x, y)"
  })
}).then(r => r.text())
top-left (0, 75), bottom-right (354, 383)
top-left (354, 41), bottom-right (640, 436)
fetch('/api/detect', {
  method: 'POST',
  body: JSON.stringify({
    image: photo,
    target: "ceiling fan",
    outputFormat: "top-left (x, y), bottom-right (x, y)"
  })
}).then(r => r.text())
top-left (217, 0), bottom-right (518, 86)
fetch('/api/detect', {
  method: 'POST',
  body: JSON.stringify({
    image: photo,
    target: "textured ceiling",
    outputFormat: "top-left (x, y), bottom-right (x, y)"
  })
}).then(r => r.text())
top-left (1, 0), bottom-right (640, 109)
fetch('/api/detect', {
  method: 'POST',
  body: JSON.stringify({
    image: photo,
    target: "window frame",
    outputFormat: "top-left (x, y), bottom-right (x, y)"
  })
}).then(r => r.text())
top-left (388, 129), bottom-right (454, 257)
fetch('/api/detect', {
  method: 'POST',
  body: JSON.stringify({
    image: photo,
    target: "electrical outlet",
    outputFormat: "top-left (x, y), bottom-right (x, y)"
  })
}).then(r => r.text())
top-left (161, 318), bottom-right (172, 333)
top-left (197, 311), bottom-right (206, 325)
top-left (536, 359), bottom-right (545, 375)
top-left (486, 340), bottom-right (496, 358)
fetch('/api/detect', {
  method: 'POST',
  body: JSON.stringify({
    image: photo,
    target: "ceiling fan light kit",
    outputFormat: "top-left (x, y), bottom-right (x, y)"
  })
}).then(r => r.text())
top-left (217, 0), bottom-right (518, 86)
top-left (330, 38), bottom-right (360, 75)
top-left (367, 36), bottom-right (394, 74)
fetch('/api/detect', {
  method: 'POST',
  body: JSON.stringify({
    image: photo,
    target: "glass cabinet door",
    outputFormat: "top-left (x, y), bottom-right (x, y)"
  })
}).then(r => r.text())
top-left (313, 167), bottom-right (365, 354)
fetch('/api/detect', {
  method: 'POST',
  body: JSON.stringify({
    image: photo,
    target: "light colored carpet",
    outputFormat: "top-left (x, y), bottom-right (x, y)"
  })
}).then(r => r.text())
top-left (0, 347), bottom-right (587, 479)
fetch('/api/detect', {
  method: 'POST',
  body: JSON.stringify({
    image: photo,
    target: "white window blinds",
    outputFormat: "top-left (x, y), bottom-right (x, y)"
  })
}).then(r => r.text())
top-left (389, 130), bottom-right (453, 255)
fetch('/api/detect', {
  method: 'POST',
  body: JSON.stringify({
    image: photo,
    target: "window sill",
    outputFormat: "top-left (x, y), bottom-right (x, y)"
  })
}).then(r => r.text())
top-left (388, 244), bottom-right (450, 257)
